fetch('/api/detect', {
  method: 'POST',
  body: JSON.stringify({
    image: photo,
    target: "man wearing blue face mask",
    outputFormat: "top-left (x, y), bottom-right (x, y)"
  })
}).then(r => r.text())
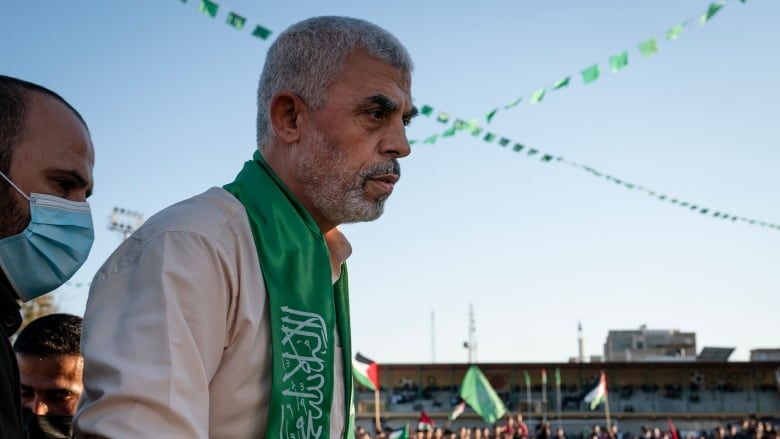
top-left (0, 75), bottom-right (95, 439)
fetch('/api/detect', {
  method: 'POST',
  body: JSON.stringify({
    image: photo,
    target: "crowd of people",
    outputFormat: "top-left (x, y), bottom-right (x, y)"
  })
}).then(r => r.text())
top-left (354, 414), bottom-right (778, 439)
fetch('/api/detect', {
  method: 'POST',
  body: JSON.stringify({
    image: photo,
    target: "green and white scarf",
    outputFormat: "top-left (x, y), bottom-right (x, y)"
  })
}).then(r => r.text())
top-left (224, 151), bottom-right (354, 439)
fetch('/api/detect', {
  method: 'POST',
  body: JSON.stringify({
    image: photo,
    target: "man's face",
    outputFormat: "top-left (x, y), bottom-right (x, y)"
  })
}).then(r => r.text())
top-left (292, 49), bottom-right (414, 228)
top-left (0, 92), bottom-right (94, 239)
top-left (17, 353), bottom-right (84, 416)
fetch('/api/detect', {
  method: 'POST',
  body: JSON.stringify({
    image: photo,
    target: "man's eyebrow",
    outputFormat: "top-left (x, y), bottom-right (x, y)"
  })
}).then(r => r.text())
top-left (405, 105), bottom-right (419, 120)
top-left (364, 94), bottom-right (398, 111)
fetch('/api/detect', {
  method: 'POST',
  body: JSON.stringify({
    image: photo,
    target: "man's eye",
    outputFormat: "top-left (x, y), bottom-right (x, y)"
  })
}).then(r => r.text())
top-left (369, 109), bottom-right (385, 120)
top-left (56, 179), bottom-right (75, 191)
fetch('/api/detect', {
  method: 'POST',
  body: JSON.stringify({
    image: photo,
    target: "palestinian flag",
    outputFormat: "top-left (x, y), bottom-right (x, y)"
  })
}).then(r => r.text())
top-left (418, 410), bottom-right (435, 431)
top-left (352, 352), bottom-right (379, 391)
top-left (449, 398), bottom-right (466, 421)
top-left (389, 424), bottom-right (410, 439)
top-left (583, 371), bottom-right (607, 410)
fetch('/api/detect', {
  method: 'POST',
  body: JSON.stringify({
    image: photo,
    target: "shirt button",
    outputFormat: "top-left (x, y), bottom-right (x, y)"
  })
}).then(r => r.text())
top-left (4, 316), bottom-right (16, 327)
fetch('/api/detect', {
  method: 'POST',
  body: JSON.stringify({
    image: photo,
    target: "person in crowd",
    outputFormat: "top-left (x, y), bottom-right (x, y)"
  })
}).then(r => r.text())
top-left (13, 313), bottom-right (83, 438)
top-left (74, 15), bottom-right (416, 439)
top-left (0, 75), bottom-right (95, 439)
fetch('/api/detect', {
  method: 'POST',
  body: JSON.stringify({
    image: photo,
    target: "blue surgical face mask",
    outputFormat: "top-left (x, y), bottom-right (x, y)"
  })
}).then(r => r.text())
top-left (0, 170), bottom-right (94, 301)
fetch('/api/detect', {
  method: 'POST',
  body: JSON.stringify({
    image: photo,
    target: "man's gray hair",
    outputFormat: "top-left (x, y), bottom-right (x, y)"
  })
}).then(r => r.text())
top-left (256, 16), bottom-right (413, 148)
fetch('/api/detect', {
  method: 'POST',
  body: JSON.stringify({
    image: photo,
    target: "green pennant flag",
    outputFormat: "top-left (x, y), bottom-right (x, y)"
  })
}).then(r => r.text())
top-left (555, 368), bottom-right (561, 386)
top-left (504, 97), bottom-right (522, 109)
top-left (552, 76), bottom-right (571, 90)
top-left (198, 0), bottom-right (218, 17)
top-left (226, 12), bottom-right (246, 30)
top-left (252, 25), bottom-right (272, 40)
top-left (442, 126), bottom-right (457, 137)
top-left (581, 64), bottom-right (600, 84)
top-left (486, 108), bottom-right (499, 123)
top-left (483, 132), bottom-right (497, 143)
top-left (423, 134), bottom-right (438, 145)
top-left (453, 119), bottom-right (467, 130)
top-left (498, 138), bottom-right (510, 147)
top-left (513, 143), bottom-right (524, 152)
top-left (420, 104), bottom-right (434, 117)
top-left (527, 148), bottom-right (539, 156)
top-left (460, 365), bottom-right (508, 424)
top-left (666, 23), bottom-right (685, 40)
top-left (609, 51), bottom-right (628, 72)
top-left (530, 87), bottom-right (546, 104)
top-left (701, 2), bottom-right (725, 24)
top-left (437, 112), bottom-right (451, 123)
top-left (638, 38), bottom-right (659, 57)
top-left (541, 154), bottom-right (553, 162)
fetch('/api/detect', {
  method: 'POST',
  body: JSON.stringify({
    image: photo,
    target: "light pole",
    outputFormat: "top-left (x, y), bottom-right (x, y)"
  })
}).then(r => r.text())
top-left (108, 207), bottom-right (144, 240)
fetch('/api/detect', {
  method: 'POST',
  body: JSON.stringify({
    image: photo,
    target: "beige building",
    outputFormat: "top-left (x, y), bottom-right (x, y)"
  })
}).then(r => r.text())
top-left (604, 324), bottom-right (696, 362)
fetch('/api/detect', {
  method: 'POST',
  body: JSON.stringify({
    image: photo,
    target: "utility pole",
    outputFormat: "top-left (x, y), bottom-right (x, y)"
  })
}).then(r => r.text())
top-left (578, 321), bottom-right (584, 363)
top-left (463, 304), bottom-right (477, 363)
top-left (108, 207), bottom-right (144, 240)
top-left (431, 310), bottom-right (436, 363)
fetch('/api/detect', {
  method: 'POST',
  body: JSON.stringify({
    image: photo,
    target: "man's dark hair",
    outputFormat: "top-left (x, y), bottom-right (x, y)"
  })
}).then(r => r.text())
top-left (13, 313), bottom-right (83, 356)
top-left (0, 75), bottom-right (87, 174)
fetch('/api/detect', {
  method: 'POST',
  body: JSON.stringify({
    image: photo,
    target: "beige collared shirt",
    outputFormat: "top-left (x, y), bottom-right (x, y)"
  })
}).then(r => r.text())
top-left (75, 187), bottom-right (350, 439)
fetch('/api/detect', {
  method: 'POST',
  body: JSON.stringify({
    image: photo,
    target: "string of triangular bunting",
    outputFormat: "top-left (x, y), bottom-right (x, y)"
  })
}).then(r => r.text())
top-left (410, 111), bottom-right (779, 232)
top-left (480, 0), bottom-right (739, 124)
top-left (178, 0), bottom-right (273, 40)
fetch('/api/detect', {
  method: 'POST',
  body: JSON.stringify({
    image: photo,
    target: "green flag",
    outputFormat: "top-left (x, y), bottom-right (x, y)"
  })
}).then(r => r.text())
top-left (581, 64), bottom-right (600, 84)
top-left (523, 370), bottom-right (531, 387)
top-left (437, 112), bottom-right (450, 123)
top-left (198, 0), bottom-right (218, 17)
top-left (555, 368), bottom-right (561, 386)
top-left (483, 132), bottom-right (497, 143)
top-left (700, 1), bottom-right (725, 24)
top-left (252, 25), bottom-right (272, 40)
top-left (530, 87), bottom-right (546, 104)
top-left (552, 76), bottom-right (570, 90)
top-left (609, 51), bottom-right (628, 72)
top-left (666, 23), bottom-right (685, 41)
top-left (638, 38), bottom-right (658, 57)
top-left (226, 12), bottom-right (246, 30)
top-left (423, 134), bottom-right (438, 145)
top-left (420, 104), bottom-right (434, 117)
top-left (460, 365), bottom-right (508, 424)
top-left (504, 97), bottom-right (522, 109)
top-left (486, 108), bottom-right (499, 123)
top-left (442, 126), bottom-right (457, 137)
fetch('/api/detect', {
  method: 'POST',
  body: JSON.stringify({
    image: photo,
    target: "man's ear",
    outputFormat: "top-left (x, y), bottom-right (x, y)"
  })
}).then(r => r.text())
top-left (270, 91), bottom-right (305, 144)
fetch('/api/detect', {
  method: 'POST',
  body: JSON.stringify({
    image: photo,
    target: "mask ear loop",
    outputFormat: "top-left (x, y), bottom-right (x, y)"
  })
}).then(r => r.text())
top-left (0, 170), bottom-right (31, 201)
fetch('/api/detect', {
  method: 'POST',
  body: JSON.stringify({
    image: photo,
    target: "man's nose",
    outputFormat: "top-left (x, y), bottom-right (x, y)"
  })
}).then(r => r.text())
top-left (32, 396), bottom-right (49, 415)
top-left (381, 122), bottom-right (412, 159)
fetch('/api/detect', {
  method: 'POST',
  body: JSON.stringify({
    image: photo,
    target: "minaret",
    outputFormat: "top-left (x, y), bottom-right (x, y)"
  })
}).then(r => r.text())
top-left (578, 321), bottom-right (584, 363)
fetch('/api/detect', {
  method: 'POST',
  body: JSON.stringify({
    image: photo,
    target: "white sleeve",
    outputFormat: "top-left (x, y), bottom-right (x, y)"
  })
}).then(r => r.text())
top-left (74, 230), bottom-right (233, 438)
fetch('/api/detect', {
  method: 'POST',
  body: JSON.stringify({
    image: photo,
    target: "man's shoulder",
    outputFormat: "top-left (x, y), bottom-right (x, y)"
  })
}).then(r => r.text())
top-left (137, 187), bottom-right (246, 239)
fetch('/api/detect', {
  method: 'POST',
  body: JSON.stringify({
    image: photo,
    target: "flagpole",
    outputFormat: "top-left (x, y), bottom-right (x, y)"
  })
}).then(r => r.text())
top-left (601, 371), bottom-right (613, 439)
top-left (525, 372), bottom-right (532, 426)
top-left (542, 370), bottom-right (547, 423)
top-left (374, 387), bottom-right (382, 433)
top-left (555, 370), bottom-right (562, 431)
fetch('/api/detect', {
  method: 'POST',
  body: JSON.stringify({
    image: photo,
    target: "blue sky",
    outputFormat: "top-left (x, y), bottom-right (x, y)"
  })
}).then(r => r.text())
top-left (2, 0), bottom-right (778, 363)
